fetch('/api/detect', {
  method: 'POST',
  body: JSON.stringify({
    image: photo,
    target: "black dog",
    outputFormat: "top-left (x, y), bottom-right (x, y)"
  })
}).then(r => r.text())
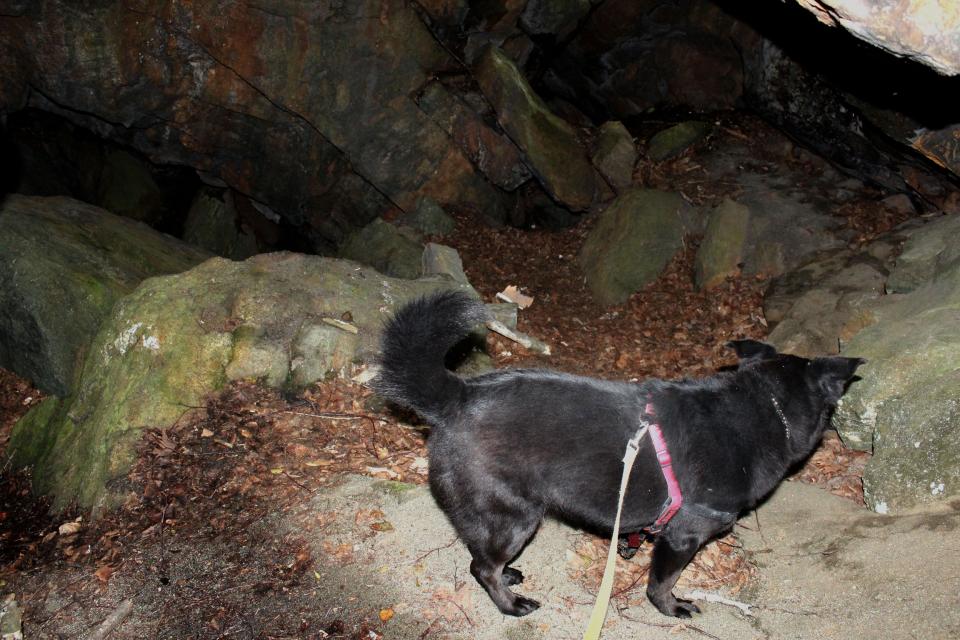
top-left (374, 292), bottom-right (864, 618)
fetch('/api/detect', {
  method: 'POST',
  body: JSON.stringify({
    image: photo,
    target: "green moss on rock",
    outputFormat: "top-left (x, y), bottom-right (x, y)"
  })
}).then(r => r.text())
top-left (695, 199), bottom-right (751, 289)
top-left (338, 218), bottom-right (424, 280)
top-left (647, 121), bottom-right (712, 161)
top-left (0, 195), bottom-right (211, 396)
top-left (475, 47), bottom-right (596, 211)
top-left (9, 253), bottom-right (476, 511)
top-left (579, 189), bottom-right (694, 305)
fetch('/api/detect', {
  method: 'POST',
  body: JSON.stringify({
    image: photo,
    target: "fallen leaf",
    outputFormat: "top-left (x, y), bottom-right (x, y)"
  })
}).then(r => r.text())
top-left (379, 608), bottom-right (394, 622)
top-left (366, 466), bottom-right (399, 479)
top-left (58, 519), bottom-right (82, 536)
top-left (496, 285), bottom-right (534, 309)
top-left (94, 565), bottom-right (114, 583)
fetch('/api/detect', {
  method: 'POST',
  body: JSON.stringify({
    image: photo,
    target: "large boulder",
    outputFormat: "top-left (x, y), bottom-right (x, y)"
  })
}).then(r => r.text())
top-left (0, 195), bottom-right (211, 396)
top-left (9, 253), bottom-right (476, 511)
top-left (579, 189), bottom-right (699, 305)
top-left (475, 46), bottom-right (598, 211)
top-left (833, 214), bottom-right (960, 513)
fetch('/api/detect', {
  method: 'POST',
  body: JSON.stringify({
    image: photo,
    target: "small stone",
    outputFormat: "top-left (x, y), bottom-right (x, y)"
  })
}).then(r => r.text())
top-left (404, 198), bottom-right (456, 236)
top-left (880, 193), bottom-right (916, 216)
top-left (592, 121), bottom-right (637, 193)
top-left (647, 121), bottom-right (712, 161)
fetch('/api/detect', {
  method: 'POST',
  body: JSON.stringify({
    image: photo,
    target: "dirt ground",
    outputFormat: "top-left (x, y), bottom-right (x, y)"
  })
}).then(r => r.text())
top-left (0, 116), bottom-right (917, 639)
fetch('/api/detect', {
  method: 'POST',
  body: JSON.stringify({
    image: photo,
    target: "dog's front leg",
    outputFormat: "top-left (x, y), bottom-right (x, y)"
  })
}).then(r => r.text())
top-left (646, 531), bottom-right (704, 618)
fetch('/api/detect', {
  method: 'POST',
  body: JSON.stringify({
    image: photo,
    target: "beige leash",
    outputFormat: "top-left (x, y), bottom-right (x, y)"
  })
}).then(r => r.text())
top-left (581, 424), bottom-right (649, 640)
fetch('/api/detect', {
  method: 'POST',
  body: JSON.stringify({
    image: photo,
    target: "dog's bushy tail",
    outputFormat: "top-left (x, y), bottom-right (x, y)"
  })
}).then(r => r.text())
top-left (374, 291), bottom-right (488, 424)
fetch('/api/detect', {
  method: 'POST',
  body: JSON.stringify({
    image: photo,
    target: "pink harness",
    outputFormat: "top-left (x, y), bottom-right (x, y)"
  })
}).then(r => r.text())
top-left (646, 401), bottom-right (683, 530)
top-left (628, 400), bottom-right (683, 545)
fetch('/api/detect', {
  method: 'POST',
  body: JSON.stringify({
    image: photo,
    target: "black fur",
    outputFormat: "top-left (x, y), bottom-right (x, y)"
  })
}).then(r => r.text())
top-left (374, 292), bottom-right (865, 618)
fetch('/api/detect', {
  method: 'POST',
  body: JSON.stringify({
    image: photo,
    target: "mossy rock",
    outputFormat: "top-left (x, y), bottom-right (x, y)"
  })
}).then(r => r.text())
top-left (834, 259), bottom-right (960, 513)
top-left (97, 150), bottom-right (165, 224)
top-left (695, 199), bottom-right (751, 289)
top-left (475, 46), bottom-right (597, 211)
top-left (885, 214), bottom-right (960, 294)
top-left (592, 121), bottom-right (636, 192)
top-left (647, 121), bottom-right (711, 161)
top-left (402, 197), bottom-right (456, 236)
top-left (0, 195), bottom-right (211, 396)
top-left (8, 253), bottom-right (476, 511)
top-left (182, 191), bottom-right (259, 260)
top-left (338, 218), bottom-right (424, 280)
top-left (579, 189), bottom-right (697, 305)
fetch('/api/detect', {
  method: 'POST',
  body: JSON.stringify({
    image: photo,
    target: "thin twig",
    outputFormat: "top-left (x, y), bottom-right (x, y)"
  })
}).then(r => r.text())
top-left (618, 610), bottom-right (723, 640)
top-left (84, 598), bottom-right (133, 640)
top-left (413, 537), bottom-right (459, 564)
top-left (449, 598), bottom-right (474, 628)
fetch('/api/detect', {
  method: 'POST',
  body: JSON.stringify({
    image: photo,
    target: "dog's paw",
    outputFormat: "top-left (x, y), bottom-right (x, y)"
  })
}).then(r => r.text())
top-left (502, 567), bottom-right (525, 586)
top-left (509, 595), bottom-right (541, 617)
top-left (659, 599), bottom-right (701, 619)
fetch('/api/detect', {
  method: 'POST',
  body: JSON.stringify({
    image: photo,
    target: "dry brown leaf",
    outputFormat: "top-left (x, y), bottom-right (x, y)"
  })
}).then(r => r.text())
top-left (94, 564), bottom-right (114, 583)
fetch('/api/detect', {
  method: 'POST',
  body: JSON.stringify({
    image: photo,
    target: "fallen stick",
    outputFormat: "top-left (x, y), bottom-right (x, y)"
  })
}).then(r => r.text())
top-left (85, 599), bottom-right (133, 640)
top-left (684, 590), bottom-right (754, 616)
top-left (485, 319), bottom-right (551, 355)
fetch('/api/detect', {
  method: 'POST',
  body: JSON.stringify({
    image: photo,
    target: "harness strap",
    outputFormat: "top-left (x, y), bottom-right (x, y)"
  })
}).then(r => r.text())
top-left (644, 402), bottom-right (683, 533)
top-left (648, 423), bottom-right (682, 529)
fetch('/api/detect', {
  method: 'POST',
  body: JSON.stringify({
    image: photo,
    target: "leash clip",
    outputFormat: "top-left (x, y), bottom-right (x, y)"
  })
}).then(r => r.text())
top-left (623, 421), bottom-right (649, 463)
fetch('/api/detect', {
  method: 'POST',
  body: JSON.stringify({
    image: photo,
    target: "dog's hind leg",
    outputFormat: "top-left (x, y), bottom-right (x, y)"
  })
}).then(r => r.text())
top-left (463, 506), bottom-right (543, 616)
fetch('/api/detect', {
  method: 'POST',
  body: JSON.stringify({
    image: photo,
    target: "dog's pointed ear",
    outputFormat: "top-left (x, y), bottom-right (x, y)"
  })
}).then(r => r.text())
top-left (811, 356), bottom-right (867, 403)
top-left (727, 339), bottom-right (778, 364)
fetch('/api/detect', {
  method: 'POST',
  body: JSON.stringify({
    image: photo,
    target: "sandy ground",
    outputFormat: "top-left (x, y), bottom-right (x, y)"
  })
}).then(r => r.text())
top-left (280, 476), bottom-right (960, 640)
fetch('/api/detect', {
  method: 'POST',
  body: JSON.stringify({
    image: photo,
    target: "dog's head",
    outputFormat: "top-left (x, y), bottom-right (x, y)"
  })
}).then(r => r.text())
top-left (727, 339), bottom-right (866, 404)
top-left (728, 340), bottom-right (866, 460)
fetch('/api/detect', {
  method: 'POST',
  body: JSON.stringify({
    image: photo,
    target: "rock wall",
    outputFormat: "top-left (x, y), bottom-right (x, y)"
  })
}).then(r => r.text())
top-left (0, 1), bottom-right (520, 249)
